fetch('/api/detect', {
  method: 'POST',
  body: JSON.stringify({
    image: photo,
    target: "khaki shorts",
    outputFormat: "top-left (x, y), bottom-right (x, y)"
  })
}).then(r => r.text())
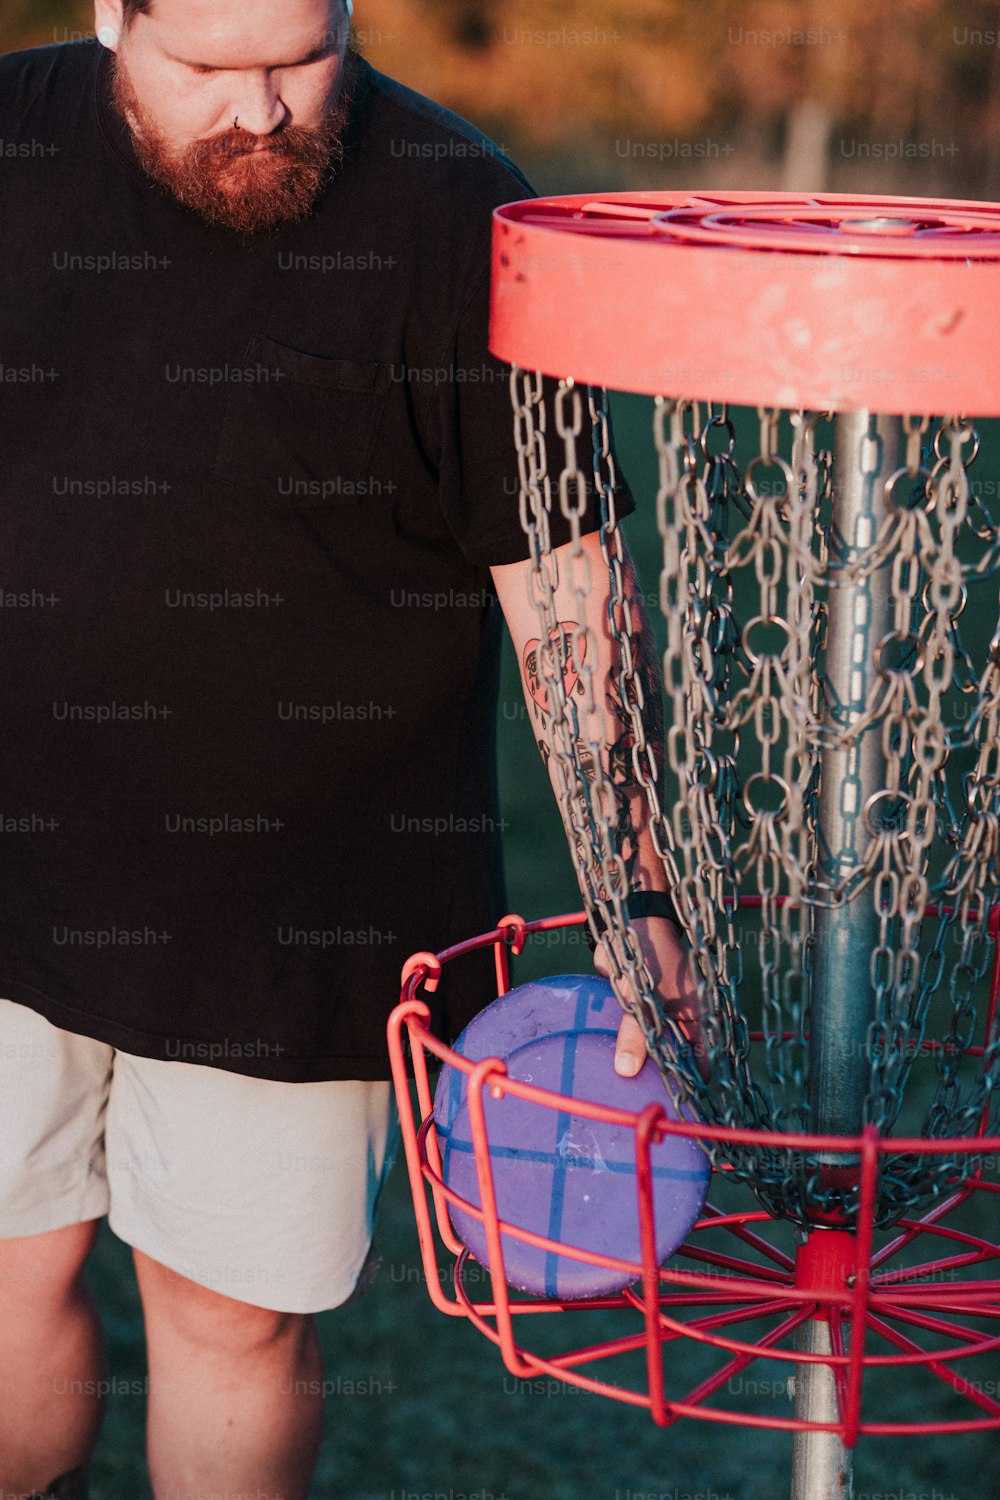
top-left (0, 998), bottom-right (398, 1314)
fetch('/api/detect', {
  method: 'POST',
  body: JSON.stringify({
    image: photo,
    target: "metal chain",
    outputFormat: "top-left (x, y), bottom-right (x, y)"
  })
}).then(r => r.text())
top-left (511, 370), bottom-right (1000, 1226)
top-left (509, 369), bottom-right (706, 1140)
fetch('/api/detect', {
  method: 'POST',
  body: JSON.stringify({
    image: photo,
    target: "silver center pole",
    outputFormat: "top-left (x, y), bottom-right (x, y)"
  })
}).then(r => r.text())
top-left (790, 410), bottom-right (903, 1500)
top-left (791, 1319), bottom-right (853, 1500)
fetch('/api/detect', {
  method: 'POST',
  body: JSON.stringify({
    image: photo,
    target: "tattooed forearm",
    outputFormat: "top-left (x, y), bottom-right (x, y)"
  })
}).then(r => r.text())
top-left (520, 609), bottom-right (666, 895)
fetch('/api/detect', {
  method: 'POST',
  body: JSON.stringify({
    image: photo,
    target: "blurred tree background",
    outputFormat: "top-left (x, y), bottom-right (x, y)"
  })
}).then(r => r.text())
top-left (5, 0), bottom-right (1000, 194)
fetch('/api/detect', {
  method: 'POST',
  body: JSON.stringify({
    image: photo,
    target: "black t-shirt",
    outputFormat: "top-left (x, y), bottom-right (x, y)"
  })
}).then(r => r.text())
top-left (0, 41), bottom-right (633, 1080)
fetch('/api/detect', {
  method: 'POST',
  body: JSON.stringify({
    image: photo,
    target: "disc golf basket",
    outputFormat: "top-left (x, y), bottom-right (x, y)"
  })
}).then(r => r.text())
top-left (387, 194), bottom-right (1000, 1500)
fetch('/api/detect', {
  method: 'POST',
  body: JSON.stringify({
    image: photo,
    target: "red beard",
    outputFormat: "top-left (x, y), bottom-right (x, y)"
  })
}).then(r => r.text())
top-left (110, 54), bottom-right (355, 233)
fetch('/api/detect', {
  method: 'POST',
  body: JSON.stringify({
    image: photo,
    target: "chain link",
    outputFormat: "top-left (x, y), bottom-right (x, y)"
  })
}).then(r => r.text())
top-left (511, 372), bottom-right (1000, 1226)
top-left (509, 371), bottom-right (703, 1136)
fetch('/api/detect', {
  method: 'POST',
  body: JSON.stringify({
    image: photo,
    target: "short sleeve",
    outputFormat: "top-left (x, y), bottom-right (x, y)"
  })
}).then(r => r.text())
top-left (433, 267), bottom-right (636, 568)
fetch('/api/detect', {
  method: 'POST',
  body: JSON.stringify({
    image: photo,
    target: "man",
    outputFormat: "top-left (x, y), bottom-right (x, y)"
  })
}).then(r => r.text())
top-left (0, 1), bottom-right (696, 1495)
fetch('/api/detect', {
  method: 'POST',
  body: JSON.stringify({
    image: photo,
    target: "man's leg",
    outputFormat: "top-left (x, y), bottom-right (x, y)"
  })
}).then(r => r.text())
top-left (0, 1220), bottom-right (104, 1499)
top-left (105, 1051), bottom-right (396, 1497)
top-left (132, 1248), bottom-right (323, 1500)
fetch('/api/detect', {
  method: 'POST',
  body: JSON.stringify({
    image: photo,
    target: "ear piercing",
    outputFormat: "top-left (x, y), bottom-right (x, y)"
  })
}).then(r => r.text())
top-left (97, 24), bottom-right (119, 47)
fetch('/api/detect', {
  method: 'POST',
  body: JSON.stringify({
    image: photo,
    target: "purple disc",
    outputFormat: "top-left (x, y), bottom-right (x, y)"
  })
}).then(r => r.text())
top-left (442, 1028), bottom-right (709, 1300)
top-left (433, 974), bottom-right (621, 1141)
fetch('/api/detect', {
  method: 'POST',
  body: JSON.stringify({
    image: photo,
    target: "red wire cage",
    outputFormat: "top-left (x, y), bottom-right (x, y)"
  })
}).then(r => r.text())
top-left (387, 905), bottom-right (1000, 1441)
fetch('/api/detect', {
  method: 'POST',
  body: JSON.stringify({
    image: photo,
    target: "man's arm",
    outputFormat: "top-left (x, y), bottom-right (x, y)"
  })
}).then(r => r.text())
top-left (490, 528), bottom-right (706, 1079)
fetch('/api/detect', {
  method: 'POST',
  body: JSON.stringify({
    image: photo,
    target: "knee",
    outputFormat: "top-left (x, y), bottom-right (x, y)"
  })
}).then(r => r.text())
top-left (133, 1248), bottom-right (309, 1355)
top-left (0, 1219), bottom-right (99, 1314)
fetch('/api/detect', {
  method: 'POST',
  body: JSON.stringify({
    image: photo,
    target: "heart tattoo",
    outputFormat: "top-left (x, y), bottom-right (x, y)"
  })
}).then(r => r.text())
top-left (523, 623), bottom-right (585, 716)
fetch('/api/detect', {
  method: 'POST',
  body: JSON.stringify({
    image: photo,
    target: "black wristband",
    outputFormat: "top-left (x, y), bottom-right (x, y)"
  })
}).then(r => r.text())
top-left (626, 889), bottom-right (681, 926)
top-left (583, 889), bottom-right (682, 950)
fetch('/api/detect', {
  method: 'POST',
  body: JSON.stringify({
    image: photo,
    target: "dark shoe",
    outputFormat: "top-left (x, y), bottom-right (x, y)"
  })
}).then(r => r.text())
top-left (28, 1468), bottom-right (88, 1500)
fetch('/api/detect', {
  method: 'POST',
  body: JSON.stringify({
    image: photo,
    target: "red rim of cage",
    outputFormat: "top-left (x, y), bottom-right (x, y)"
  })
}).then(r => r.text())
top-left (489, 190), bottom-right (1000, 412)
top-left (386, 904), bottom-right (1000, 1439)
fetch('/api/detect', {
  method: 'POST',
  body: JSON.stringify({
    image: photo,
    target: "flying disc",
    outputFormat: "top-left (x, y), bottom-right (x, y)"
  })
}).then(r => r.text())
top-left (441, 1027), bottom-right (709, 1300)
top-left (433, 973), bottom-right (621, 1142)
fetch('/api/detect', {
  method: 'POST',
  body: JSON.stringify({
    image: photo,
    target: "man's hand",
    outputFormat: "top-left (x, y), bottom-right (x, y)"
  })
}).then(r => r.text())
top-left (591, 914), bottom-right (709, 1082)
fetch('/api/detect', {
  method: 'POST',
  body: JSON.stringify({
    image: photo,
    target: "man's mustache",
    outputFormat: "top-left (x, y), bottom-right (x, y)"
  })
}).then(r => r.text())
top-left (189, 126), bottom-right (327, 164)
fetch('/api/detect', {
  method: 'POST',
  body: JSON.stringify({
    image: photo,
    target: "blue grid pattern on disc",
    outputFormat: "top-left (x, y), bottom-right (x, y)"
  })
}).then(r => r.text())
top-left (443, 1028), bottom-right (710, 1299)
top-left (434, 974), bottom-right (622, 1143)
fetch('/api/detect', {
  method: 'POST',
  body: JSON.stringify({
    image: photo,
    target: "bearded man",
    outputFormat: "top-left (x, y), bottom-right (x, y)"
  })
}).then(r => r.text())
top-left (0, 3), bottom-right (695, 1495)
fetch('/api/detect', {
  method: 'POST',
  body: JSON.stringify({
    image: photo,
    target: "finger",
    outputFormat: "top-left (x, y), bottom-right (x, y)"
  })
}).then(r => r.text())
top-left (614, 1012), bottom-right (647, 1078)
top-left (591, 941), bottom-right (611, 979)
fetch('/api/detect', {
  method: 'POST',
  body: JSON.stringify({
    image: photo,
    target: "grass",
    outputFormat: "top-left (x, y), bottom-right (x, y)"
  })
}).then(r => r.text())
top-left (84, 1158), bottom-right (999, 1499)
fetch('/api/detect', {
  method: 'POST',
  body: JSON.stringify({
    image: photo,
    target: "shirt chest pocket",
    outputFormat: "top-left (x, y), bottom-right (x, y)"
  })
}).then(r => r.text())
top-left (212, 335), bottom-right (395, 507)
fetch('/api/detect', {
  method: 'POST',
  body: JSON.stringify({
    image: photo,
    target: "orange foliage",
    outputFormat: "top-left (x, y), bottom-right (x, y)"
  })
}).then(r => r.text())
top-left (2, 0), bottom-right (997, 190)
